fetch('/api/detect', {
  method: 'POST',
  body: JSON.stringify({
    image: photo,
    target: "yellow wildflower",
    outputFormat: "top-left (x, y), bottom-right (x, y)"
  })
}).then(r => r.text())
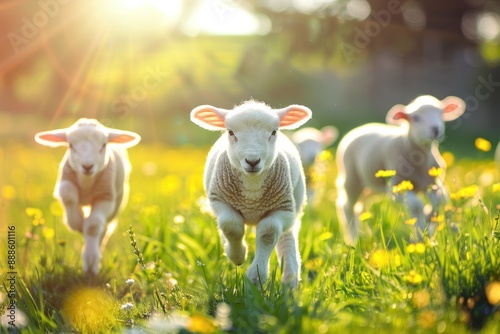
top-left (375, 170), bottom-right (397, 178)
top-left (369, 249), bottom-right (390, 269)
top-left (415, 243), bottom-right (426, 254)
top-left (406, 270), bottom-right (423, 284)
top-left (442, 151), bottom-right (455, 167)
top-left (405, 218), bottom-right (417, 226)
top-left (474, 137), bottom-right (492, 152)
top-left (318, 231), bottom-right (333, 241)
top-left (431, 214), bottom-right (444, 223)
top-left (407, 244), bottom-right (416, 253)
top-left (1, 185), bottom-right (16, 200)
top-left (392, 180), bottom-right (414, 194)
top-left (25, 207), bottom-right (43, 219)
top-left (492, 183), bottom-right (500, 193)
top-left (359, 212), bottom-right (373, 222)
top-left (318, 150), bottom-right (333, 162)
top-left (450, 185), bottom-right (478, 200)
top-left (187, 314), bottom-right (217, 334)
top-left (428, 166), bottom-right (442, 177)
top-left (304, 257), bottom-right (323, 271)
top-left (43, 227), bottom-right (55, 239)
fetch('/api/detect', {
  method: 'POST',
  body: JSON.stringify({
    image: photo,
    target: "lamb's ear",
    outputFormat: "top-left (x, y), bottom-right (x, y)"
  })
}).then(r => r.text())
top-left (108, 130), bottom-right (141, 148)
top-left (320, 126), bottom-right (338, 146)
top-left (276, 105), bottom-right (312, 130)
top-left (386, 104), bottom-right (409, 125)
top-left (190, 105), bottom-right (228, 130)
top-left (441, 96), bottom-right (465, 122)
top-left (34, 129), bottom-right (68, 147)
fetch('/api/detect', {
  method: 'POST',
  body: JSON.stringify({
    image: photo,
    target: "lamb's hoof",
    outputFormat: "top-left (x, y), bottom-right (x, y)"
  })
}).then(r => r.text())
top-left (246, 264), bottom-right (267, 287)
top-left (225, 243), bottom-right (247, 265)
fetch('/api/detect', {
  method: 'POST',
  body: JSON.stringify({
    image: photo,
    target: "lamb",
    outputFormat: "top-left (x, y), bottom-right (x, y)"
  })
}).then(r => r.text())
top-left (291, 126), bottom-right (338, 204)
top-left (34, 119), bottom-right (141, 274)
top-left (335, 95), bottom-right (465, 246)
top-left (190, 100), bottom-right (312, 287)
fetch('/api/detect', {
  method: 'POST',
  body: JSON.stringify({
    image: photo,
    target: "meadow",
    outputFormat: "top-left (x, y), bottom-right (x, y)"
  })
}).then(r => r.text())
top-left (1, 140), bottom-right (500, 333)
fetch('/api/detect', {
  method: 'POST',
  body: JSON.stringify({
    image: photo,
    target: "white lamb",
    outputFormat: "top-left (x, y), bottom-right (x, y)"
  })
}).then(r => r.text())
top-left (291, 126), bottom-right (338, 204)
top-left (190, 100), bottom-right (312, 287)
top-left (336, 95), bottom-right (465, 246)
top-left (35, 119), bottom-right (141, 274)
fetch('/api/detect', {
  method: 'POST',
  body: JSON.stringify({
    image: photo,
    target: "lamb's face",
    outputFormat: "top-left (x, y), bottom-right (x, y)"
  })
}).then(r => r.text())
top-left (296, 139), bottom-right (322, 168)
top-left (407, 106), bottom-right (445, 145)
top-left (66, 126), bottom-right (110, 177)
top-left (224, 111), bottom-right (279, 174)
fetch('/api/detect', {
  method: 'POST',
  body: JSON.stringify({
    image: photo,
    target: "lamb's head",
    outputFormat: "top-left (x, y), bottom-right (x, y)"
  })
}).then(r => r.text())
top-left (191, 100), bottom-right (312, 174)
top-left (292, 126), bottom-right (338, 168)
top-left (35, 118), bottom-right (141, 176)
top-left (386, 95), bottom-right (465, 146)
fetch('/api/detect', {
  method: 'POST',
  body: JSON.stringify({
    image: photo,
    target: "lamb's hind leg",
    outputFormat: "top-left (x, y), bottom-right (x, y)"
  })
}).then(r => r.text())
top-left (336, 174), bottom-right (363, 246)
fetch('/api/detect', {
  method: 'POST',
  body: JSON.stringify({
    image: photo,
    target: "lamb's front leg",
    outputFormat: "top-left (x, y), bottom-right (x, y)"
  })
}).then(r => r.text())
top-left (211, 201), bottom-right (247, 265)
top-left (83, 200), bottom-right (115, 275)
top-left (276, 225), bottom-right (300, 288)
top-left (57, 180), bottom-right (84, 232)
top-left (247, 211), bottom-right (292, 286)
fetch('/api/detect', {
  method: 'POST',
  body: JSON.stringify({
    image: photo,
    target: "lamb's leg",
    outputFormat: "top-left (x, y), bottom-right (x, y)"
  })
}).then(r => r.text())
top-left (336, 174), bottom-right (363, 246)
top-left (276, 225), bottom-right (300, 287)
top-left (57, 180), bottom-right (84, 232)
top-left (211, 201), bottom-right (247, 265)
top-left (397, 191), bottom-right (426, 242)
top-left (83, 201), bottom-right (115, 275)
top-left (247, 211), bottom-right (292, 286)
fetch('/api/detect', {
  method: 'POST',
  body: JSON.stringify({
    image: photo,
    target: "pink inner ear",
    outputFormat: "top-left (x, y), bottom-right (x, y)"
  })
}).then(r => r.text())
top-left (109, 134), bottom-right (137, 143)
top-left (194, 109), bottom-right (225, 128)
top-left (392, 111), bottom-right (409, 121)
top-left (38, 133), bottom-right (67, 142)
top-left (443, 103), bottom-right (458, 113)
top-left (280, 109), bottom-right (309, 127)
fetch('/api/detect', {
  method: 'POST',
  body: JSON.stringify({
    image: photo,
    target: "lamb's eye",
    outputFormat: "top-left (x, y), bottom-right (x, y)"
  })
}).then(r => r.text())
top-left (100, 143), bottom-right (106, 152)
top-left (69, 143), bottom-right (74, 150)
top-left (271, 130), bottom-right (277, 136)
top-left (228, 130), bottom-right (235, 136)
top-left (412, 115), bottom-right (420, 122)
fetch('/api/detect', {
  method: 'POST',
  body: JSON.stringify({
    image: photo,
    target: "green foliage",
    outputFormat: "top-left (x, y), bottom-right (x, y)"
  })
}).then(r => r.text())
top-left (1, 144), bottom-right (499, 333)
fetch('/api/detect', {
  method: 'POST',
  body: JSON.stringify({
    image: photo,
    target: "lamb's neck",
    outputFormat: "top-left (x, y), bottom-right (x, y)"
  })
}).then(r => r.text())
top-left (77, 173), bottom-right (97, 191)
top-left (238, 170), bottom-right (268, 193)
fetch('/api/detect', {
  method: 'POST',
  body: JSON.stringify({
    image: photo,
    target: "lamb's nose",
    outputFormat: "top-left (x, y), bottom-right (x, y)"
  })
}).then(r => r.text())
top-left (82, 164), bottom-right (94, 173)
top-left (245, 158), bottom-right (261, 167)
top-left (432, 126), bottom-right (439, 138)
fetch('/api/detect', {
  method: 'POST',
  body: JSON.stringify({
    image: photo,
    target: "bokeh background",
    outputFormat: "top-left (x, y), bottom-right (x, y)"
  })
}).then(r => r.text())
top-left (0, 0), bottom-right (499, 154)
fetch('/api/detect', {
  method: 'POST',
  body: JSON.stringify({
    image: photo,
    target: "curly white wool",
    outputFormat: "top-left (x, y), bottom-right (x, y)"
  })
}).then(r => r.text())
top-left (35, 118), bottom-right (141, 274)
top-left (191, 100), bottom-right (312, 287)
top-left (335, 95), bottom-right (465, 245)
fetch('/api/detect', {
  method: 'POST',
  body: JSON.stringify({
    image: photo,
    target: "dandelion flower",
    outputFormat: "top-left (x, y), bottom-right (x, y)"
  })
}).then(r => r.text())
top-left (25, 207), bottom-right (43, 219)
top-left (375, 170), bottom-right (397, 178)
top-left (125, 279), bottom-right (135, 286)
top-left (187, 314), bottom-right (217, 334)
top-left (451, 185), bottom-right (478, 200)
top-left (492, 183), bottom-right (500, 193)
top-left (428, 166), bottom-right (442, 177)
top-left (42, 227), bottom-right (55, 239)
top-left (406, 270), bottom-right (423, 284)
top-left (407, 244), bottom-right (416, 253)
top-left (442, 151), bottom-right (455, 167)
top-left (359, 212), bottom-right (373, 222)
top-left (369, 249), bottom-right (390, 269)
top-left (1, 185), bottom-right (16, 200)
top-left (474, 137), bottom-right (491, 152)
top-left (392, 180), bottom-right (414, 194)
top-left (405, 218), bottom-right (417, 226)
top-left (415, 243), bottom-right (426, 254)
top-left (431, 214), bottom-right (444, 223)
top-left (120, 302), bottom-right (134, 310)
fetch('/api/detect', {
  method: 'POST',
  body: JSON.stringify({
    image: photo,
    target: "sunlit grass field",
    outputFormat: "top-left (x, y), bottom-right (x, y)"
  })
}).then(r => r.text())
top-left (1, 142), bottom-right (500, 333)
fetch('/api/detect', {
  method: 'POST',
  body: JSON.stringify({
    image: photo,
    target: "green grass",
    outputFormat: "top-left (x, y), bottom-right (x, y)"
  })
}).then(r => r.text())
top-left (1, 143), bottom-right (499, 333)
